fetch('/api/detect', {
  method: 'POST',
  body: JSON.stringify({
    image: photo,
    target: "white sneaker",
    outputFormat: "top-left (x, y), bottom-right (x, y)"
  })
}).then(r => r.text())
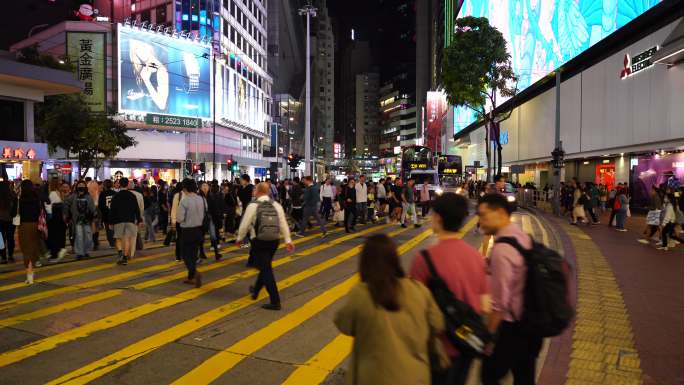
top-left (57, 248), bottom-right (67, 260)
top-left (25, 272), bottom-right (34, 285)
top-left (34, 260), bottom-right (43, 268)
top-left (656, 246), bottom-right (668, 251)
top-left (637, 239), bottom-right (649, 244)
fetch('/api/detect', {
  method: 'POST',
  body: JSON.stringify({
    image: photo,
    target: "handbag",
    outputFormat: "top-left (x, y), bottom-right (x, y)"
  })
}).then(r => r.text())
top-left (12, 198), bottom-right (20, 226)
top-left (163, 228), bottom-right (176, 246)
top-left (37, 208), bottom-right (49, 239)
top-left (646, 210), bottom-right (662, 226)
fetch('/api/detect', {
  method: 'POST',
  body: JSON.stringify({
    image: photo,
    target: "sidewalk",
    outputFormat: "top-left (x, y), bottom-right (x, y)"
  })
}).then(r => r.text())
top-left (537, 209), bottom-right (684, 385)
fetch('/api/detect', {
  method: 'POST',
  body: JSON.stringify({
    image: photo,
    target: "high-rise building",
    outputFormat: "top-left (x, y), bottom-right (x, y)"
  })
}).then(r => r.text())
top-left (355, 72), bottom-right (379, 157)
top-left (311, 0), bottom-right (334, 162)
top-left (379, 70), bottom-right (417, 159)
top-left (337, 40), bottom-right (372, 158)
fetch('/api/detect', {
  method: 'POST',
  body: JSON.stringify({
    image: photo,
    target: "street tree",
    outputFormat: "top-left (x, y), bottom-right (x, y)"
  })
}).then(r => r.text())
top-left (441, 16), bottom-right (517, 181)
top-left (37, 94), bottom-right (135, 179)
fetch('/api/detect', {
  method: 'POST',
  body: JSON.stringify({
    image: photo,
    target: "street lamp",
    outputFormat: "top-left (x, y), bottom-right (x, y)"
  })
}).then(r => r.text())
top-left (299, 3), bottom-right (317, 177)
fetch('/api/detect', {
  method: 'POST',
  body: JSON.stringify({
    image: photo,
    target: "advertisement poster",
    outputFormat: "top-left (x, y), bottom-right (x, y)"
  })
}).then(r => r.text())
top-left (67, 32), bottom-right (106, 112)
top-left (426, 91), bottom-right (447, 152)
top-left (453, 0), bottom-right (662, 134)
top-left (633, 154), bottom-right (684, 207)
top-left (118, 25), bottom-right (211, 119)
top-left (595, 164), bottom-right (616, 193)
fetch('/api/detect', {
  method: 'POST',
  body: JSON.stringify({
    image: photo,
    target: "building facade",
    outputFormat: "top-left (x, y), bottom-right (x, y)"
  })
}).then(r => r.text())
top-left (354, 73), bottom-right (380, 157)
top-left (311, 0), bottom-right (334, 162)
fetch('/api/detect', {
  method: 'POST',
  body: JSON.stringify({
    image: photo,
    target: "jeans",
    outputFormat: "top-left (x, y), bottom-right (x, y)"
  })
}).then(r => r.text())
top-left (300, 204), bottom-right (326, 235)
top-left (321, 197), bottom-right (333, 220)
top-left (144, 213), bottom-right (158, 242)
top-left (104, 224), bottom-right (116, 248)
top-left (180, 226), bottom-right (203, 279)
top-left (251, 239), bottom-right (281, 305)
top-left (615, 210), bottom-right (627, 230)
top-left (432, 354), bottom-right (474, 385)
top-left (0, 220), bottom-right (15, 259)
top-left (482, 322), bottom-right (543, 385)
top-left (74, 223), bottom-right (93, 256)
top-left (356, 202), bottom-right (367, 223)
top-left (401, 202), bottom-right (417, 225)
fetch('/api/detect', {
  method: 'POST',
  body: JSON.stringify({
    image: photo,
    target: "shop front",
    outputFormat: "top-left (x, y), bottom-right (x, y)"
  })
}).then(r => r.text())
top-left (632, 152), bottom-right (684, 208)
top-left (0, 141), bottom-right (48, 182)
top-left (108, 161), bottom-right (182, 184)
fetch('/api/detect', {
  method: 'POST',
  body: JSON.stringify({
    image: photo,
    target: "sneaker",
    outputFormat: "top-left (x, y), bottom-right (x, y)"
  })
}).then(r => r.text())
top-left (121, 256), bottom-right (128, 265)
top-left (656, 246), bottom-right (668, 251)
top-left (400, 223), bottom-right (407, 228)
top-left (117, 255), bottom-right (127, 265)
top-left (249, 285), bottom-right (258, 300)
top-left (321, 232), bottom-right (328, 238)
top-left (57, 248), bottom-right (67, 261)
top-left (414, 224), bottom-right (422, 228)
top-left (76, 255), bottom-right (85, 260)
top-left (34, 260), bottom-right (43, 268)
top-left (215, 253), bottom-right (222, 261)
top-left (240, 243), bottom-right (250, 249)
top-left (25, 272), bottom-right (34, 285)
top-left (617, 229), bottom-right (628, 232)
top-left (295, 233), bottom-right (305, 238)
top-left (637, 239), bottom-right (650, 244)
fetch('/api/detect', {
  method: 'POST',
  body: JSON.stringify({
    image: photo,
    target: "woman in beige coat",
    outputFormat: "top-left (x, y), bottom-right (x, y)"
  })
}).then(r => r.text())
top-left (334, 234), bottom-right (446, 385)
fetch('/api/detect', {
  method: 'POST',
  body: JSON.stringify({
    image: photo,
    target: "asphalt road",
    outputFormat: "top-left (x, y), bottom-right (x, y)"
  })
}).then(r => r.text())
top-left (0, 209), bottom-right (560, 385)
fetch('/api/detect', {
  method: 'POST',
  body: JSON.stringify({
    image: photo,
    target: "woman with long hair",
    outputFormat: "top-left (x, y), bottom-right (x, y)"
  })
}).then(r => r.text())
top-left (14, 180), bottom-right (43, 283)
top-left (0, 181), bottom-right (16, 264)
top-left (45, 178), bottom-right (67, 262)
top-left (334, 234), bottom-right (446, 385)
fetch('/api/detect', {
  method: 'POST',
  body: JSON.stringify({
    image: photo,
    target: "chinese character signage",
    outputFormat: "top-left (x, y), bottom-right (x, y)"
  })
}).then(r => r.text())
top-left (0, 141), bottom-right (47, 161)
top-left (67, 32), bottom-right (106, 112)
top-left (118, 25), bottom-right (212, 119)
top-left (145, 113), bottom-right (200, 128)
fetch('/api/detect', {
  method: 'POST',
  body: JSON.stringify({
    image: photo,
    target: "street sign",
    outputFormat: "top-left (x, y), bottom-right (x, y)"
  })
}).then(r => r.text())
top-left (145, 114), bottom-right (200, 128)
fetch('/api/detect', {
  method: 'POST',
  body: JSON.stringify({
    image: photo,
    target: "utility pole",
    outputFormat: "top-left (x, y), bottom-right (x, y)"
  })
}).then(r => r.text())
top-left (212, 54), bottom-right (217, 181)
top-left (299, 3), bottom-right (317, 177)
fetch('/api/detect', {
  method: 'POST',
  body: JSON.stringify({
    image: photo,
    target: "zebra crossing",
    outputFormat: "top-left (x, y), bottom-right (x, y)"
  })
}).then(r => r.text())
top-left (0, 211), bottom-right (553, 385)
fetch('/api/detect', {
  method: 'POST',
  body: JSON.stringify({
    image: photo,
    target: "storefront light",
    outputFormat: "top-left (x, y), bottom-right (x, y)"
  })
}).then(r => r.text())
top-left (583, 161), bottom-right (590, 165)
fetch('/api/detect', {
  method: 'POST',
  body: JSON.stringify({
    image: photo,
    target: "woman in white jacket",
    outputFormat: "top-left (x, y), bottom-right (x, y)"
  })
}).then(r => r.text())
top-left (658, 193), bottom-right (684, 250)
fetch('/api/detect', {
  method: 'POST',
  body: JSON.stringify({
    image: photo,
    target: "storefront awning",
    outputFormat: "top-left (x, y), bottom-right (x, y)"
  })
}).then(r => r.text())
top-left (0, 141), bottom-right (48, 161)
top-left (653, 18), bottom-right (684, 66)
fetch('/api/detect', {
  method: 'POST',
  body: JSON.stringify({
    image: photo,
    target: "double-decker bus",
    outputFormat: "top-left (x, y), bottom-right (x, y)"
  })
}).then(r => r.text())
top-left (400, 145), bottom-right (433, 180)
top-left (438, 155), bottom-right (463, 188)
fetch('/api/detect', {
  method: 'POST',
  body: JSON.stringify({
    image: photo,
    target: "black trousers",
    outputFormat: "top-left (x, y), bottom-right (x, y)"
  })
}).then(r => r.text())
top-left (344, 205), bottom-right (356, 231)
top-left (291, 207), bottom-right (303, 232)
top-left (321, 197), bottom-right (333, 220)
top-left (46, 214), bottom-right (67, 257)
top-left (175, 226), bottom-right (183, 259)
top-left (251, 239), bottom-right (280, 305)
top-left (482, 322), bottom-right (543, 385)
top-left (0, 220), bottom-right (15, 259)
top-left (432, 354), bottom-right (473, 385)
top-left (180, 226), bottom-right (203, 279)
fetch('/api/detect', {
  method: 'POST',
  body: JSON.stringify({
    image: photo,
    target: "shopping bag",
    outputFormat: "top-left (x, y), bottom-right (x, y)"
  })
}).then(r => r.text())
top-left (37, 208), bottom-right (49, 240)
top-left (646, 210), bottom-right (661, 226)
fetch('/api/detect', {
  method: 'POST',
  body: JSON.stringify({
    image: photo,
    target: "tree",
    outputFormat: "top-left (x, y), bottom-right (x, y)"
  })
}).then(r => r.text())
top-left (441, 16), bottom-right (518, 181)
top-left (17, 44), bottom-right (72, 71)
top-left (37, 94), bottom-right (135, 179)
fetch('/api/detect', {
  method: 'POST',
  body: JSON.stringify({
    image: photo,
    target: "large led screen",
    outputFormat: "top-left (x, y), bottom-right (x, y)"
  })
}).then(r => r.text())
top-left (118, 25), bottom-right (212, 119)
top-left (453, 0), bottom-right (662, 134)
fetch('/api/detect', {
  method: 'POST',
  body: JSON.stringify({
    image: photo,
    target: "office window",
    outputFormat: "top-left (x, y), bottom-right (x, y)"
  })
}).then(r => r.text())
top-left (223, 19), bottom-right (229, 37)
top-left (231, 2), bottom-right (236, 16)
top-left (223, 0), bottom-right (229, 9)
top-left (231, 26), bottom-right (236, 42)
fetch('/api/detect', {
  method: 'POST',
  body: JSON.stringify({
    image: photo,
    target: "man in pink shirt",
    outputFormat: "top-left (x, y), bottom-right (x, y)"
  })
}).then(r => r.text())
top-left (411, 193), bottom-right (489, 385)
top-left (477, 193), bottom-right (542, 385)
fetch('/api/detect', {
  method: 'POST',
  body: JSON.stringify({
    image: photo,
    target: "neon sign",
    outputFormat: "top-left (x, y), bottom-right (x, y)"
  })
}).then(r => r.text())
top-left (2, 146), bottom-right (37, 160)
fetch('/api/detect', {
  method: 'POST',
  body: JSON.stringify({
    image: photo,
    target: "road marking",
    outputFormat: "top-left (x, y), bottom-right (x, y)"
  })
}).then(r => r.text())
top-left (169, 228), bottom-right (431, 385)
top-left (280, 335), bottom-right (353, 385)
top-left (44, 227), bottom-right (422, 385)
top-left (0, 225), bottom-right (381, 368)
top-left (279, 217), bottom-right (477, 385)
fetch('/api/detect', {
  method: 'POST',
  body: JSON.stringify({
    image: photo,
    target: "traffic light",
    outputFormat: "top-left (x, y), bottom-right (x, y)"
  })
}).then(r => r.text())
top-left (192, 163), bottom-right (200, 174)
top-left (288, 154), bottom-right (302, 169)
top-left (231, 161), bottom-right (239, 172)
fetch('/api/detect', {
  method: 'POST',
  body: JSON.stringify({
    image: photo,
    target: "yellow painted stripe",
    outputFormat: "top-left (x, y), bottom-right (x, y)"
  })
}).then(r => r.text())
top-left (0, 228), bottom-right (346, 328)
top-left (280, 335), bottom-right (353, 385)
top-left (44, 227), bottom-right (424, 385)
top-left (170, 228), bottom-right (433, 385)
top-left (0, 239), bottom-right (199, 281)
top-left (280, 217), bottom-right (478, 385)
top-left (0, 225), bottom-right (377, 368)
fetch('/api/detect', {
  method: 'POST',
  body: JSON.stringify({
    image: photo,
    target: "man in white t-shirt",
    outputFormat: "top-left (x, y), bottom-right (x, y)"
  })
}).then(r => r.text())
top-left (355, 175), bottom-right (368, 224)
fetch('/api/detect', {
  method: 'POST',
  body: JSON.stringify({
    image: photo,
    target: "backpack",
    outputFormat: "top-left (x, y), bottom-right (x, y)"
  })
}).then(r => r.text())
top-left (494, 237), bottom-right (574, 337)
top-left (255, 200), bottom-right (280, 241)
top-left (420, 250), bottom-right (491, 357)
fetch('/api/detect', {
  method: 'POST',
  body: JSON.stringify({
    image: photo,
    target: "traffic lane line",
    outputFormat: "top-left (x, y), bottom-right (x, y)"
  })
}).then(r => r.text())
top-left (0, 226), bottom-right (349, 328)
top-left (169, 228), bottom-right (431, 385)
top-left (42, 227), bottom-right (418, 385)
top-left (0, 224), bottom-right (387, 368)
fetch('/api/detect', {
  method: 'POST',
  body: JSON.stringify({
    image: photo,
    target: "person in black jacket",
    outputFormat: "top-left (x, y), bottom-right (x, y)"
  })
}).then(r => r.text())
top-left (237, 174), bottom-right (254, 249)
top-left (98, 179), bottom-right (117, 248)
top-left (341, 178), bottom-right (357, 233)
top-left (200, 181), bottom-right (224, 260)
top-left (109, 178), bottom-right (142, 266)
top-left (222, 183), bottom-right (238, 236)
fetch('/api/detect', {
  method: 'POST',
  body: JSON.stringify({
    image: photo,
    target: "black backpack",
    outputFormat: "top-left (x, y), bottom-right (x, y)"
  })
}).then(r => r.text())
top-left (495, 237), bottom-right (574, 337)
top-left (420, 250), bottom-right (491, 357)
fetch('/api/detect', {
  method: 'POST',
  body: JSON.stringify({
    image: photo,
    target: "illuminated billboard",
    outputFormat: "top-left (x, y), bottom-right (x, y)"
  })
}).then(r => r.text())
top-left (214, 61), bottom-right (266, 133)
top-left (118, 25), bottom-right (212, 119)
top-left (453, 0), bottom-right (662, 134)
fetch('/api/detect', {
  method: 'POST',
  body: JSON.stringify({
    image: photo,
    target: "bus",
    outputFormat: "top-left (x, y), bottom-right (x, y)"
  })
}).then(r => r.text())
top-left (400, 145), bottom-right (433, 181)
top-left (438, 155), bottom-right (463, 188)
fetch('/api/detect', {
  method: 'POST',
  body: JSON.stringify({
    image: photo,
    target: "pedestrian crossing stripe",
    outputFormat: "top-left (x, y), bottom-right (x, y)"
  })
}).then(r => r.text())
top-left (0, 224), bottom-right (384, 368)
top-left (281, 216), bottom-right (479, 385)
top-left (169, 228), bottom-right (433, 385)
top-left (43, 226), bottom-right (420, 385)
